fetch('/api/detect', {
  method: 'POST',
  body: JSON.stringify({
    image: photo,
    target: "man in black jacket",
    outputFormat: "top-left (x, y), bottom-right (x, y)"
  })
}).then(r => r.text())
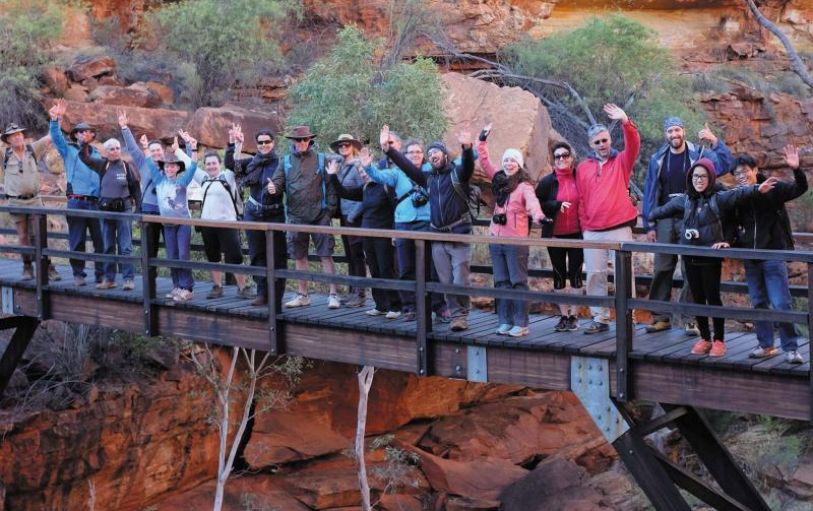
top-left (733, 146), bottom-right (808, 364)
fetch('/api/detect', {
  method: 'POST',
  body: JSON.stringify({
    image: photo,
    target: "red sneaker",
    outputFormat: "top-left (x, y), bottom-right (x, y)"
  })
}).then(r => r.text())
top-left (691, 339), bottom-right (712, 355)
top-left (709, 340), bottom-right (726, 357)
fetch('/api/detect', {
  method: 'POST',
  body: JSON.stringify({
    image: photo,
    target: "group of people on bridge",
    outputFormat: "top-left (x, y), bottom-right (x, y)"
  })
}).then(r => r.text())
top-left (0, 99), bottom-right (808, 362)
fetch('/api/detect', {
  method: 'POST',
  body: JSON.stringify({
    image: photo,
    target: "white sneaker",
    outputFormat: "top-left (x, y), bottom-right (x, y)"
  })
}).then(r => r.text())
top-left (328, 294), bottom-right (341, 309)
top-left (365, 308), bottom-right (385, 316)
top-left (787, 350), bottom-right (804, 364)
top-left (385, 311), bottom-right (402, 320)
top-left (173, 289), bottom-right (193, 303)
top-left (165, 288), bottom-right (180, 299)
top-left (285, 294), bottom-right (311, 308)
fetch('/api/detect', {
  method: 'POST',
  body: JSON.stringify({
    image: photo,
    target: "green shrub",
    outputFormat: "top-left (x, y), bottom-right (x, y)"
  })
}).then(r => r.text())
top-left (504, 15), bottom-right (706, 178)
top-left (146, 0), bottom-right (293, 108)
top-left (287, 26), bottom-right (447, 148)
top-left (0, 0), bottom-right (70, 130)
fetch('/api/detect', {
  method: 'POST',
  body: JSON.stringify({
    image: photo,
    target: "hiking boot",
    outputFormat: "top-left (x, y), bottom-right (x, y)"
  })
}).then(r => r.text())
top-left (237, 286), bottom-right (254, 299)
top-left (345, 295), bottom-right (367, 308)
top-left (385, 311), bottom-right (402, 320)
top-left (48, 265), bottom-right (61, 281)
top-left (554, 316), bottom-right (568, 332)
top-left (645, 320), bottom-right (671, 333)
top-left (450, 316), bottom-right (468, 332)
top-left (583, 321), bottom-right (609, 335)
top-left (95, 279), bottom-right (116, 290)
top-left (206, 286), bottom-right (224, 299)
top-left (508, 326), bottom-right (529, 337)
top-left (74, 276), bottom-right (86, 287)
top-left (566, 316), bottom-right (579, 331)
top-left (365, 308), bottom-right (385, 316)
top-left (496, 324), bottom-right (512, 335)
top-left (328, 294), bottom-right (341, 309)
top-left (691, 339), bottom-right (712, 355)
top-left (285, 294), bottom-right (311, 308)
top-left (21, 264), bottom-right (33, 281)
top-left (684, 322), bottom-right (700, 337)
top-left (749, 346), bottom-right (778, 359)
top-left (709, 340), bottom-right (726, 357)
top-left (251, 295), bottom-right (268, 306)
top-left (173, 289), bottom-right (193, 303)
top-left (165, 288), bottom-right (180, 299)
top-left (787, 350), bottom-right (804, 364)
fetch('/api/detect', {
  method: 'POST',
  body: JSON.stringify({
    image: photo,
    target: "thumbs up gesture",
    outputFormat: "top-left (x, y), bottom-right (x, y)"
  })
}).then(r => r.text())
top-left (698, 122), bottom-right (718, 147)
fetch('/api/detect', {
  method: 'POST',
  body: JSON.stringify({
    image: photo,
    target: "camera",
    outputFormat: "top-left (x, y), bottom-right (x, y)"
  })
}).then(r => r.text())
top-left (684, 229), bottom-right (700, 240)
top-left (492, 213), bottom-right (507, 226)
top-left (411, 190), bottom-right (429, 207)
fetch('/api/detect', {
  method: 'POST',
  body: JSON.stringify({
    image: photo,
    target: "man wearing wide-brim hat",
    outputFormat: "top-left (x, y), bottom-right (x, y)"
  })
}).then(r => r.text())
top-left (48, 99), bottom-right (104, 287)
top-left (269, 125), bottom-right (341, 309)
top-left (329, 133), bottom-right (362, 153)
top-left (1, 123), bottom-right (60, 281)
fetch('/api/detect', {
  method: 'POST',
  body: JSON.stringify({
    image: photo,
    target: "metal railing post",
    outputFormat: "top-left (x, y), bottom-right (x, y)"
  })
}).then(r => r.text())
top-left (33, 213), bottom-right (49, 320)
top-left (808, 263), bottom-right (813, 421)
top-left (266, 226), bottom-right (281, 356)
top-left (615, 249), bottom-right (633, 401)
top-left (415, 239), bottom-right (429, 376)
top-left (141, 219), bottom-right (157, 336)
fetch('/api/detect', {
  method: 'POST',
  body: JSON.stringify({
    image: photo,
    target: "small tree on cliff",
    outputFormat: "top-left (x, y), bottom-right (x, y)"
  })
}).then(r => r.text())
top-left (287, 26), bottom-right (448, 146)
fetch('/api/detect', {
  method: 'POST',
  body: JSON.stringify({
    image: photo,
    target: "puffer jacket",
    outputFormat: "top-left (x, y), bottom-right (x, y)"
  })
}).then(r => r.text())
top-left (649, 158), bottom-right (759, 247)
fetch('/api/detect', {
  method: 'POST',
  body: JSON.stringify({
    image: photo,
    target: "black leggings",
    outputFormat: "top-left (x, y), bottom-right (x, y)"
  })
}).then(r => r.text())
top-left (685, 259), bottom-right (724, 342)
top-left (547, 233), bottom-right (584, 290)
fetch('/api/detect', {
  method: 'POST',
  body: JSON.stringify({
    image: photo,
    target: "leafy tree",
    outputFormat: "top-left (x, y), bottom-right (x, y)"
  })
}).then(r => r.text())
top-left (502, 15), bottom-right (706, 179)
top-left (0, 0), bottom-right (68, 130)
top-left (147, 0), bottom-right (293, 107)
top-left (287, 26), bottom-right (447, 147)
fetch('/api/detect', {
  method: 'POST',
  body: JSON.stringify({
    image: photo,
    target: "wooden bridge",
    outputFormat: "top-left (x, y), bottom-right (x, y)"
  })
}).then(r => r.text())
top-left (0, 204), bottom-right (811, 511)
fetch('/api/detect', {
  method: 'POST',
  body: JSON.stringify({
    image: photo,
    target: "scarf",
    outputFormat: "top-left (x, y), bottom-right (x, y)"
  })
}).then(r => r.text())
top-left (491, 170), bottom-right (523, 207)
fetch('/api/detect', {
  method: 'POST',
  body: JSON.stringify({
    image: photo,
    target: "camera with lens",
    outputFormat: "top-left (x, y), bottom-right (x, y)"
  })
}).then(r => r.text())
top-left (411, 189), bottom-right (429, 207)
top-left (492, 213), bottom-right (507, 226)
top-left (684, 228), bottom-right (700, 241)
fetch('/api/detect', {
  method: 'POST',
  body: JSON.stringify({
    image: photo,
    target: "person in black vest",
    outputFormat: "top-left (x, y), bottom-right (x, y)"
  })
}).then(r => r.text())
top-left (327, 147), bottom-right (401, 318)
top-left (224, 124), bottom-right (287, 310)
top-left (732, 147), bottom-right (809, 364)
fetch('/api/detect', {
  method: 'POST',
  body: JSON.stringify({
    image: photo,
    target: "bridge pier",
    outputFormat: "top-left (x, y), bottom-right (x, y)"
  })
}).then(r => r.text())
top-left (0, 316), bottom-right (40, 399)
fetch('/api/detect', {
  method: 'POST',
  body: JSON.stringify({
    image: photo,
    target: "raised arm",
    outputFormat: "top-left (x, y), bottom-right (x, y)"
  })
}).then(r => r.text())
top-left (380, 125), bottom-right (426, 186)
top-left (365, 163), bottom-right (399, 188)
top-left (48, 100), bottom-right (70, 159)
top-left (605, 104), bottom-right (640, 180)
top-left (649, 194), bottom-right (686, 222)
top-left (476, 124), bottom-right (498, 179)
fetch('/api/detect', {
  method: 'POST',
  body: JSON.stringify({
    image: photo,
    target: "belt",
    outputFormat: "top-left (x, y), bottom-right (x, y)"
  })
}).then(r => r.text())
top-left (7, 194), bottom-right (35, 200)
top-left (68, 195), bottom-right (98, 201)
top-left (431, 214), bottom-right (470, 233)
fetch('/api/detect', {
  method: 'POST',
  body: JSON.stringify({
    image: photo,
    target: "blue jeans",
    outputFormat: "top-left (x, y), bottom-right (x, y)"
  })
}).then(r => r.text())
top-left (744, 259), bottom-right (799, 351)
top-left (489, 243), bottom-right (530, 327)
top-left (163, 224), bottom-right (193, 290)
top-left (102, 217), bottom-right (134, 282)
top-left (67, 198), bottom-right (103, 280)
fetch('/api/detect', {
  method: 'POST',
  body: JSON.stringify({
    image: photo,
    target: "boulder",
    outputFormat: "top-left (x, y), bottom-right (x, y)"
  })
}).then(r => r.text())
top-left (63, 84), bottom-right (89, 103)
top-left (88, 84), bottom-right (162, 108)
top-left (41, 67), bottom-right (69, 95)
top-left (67, 55), bottom-right (117, 83)
top-left (143, 81), bottom-right (175, 105)
top-left (441, 72), bottom-right (553, 184)
top-left (187, 105), bottom-right (284, 152)
top-left (42, 99), bottom-right (191, 145)
top-left (414, 449), bottom-right (528, 502)
top-left (152, 475), bottom-right (311, 511)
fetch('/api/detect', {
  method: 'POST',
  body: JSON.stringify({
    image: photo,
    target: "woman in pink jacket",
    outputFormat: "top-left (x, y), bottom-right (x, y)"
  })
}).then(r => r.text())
top-left (478, 124), bottom-right (545, 337)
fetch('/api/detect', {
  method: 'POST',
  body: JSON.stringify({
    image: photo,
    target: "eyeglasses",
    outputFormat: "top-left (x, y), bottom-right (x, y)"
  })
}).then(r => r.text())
top-left (733, 170), bottom-right (750, 178)
top-left (553, 152), bottom-right (571, 160)
top-left (592, 138), bottom-right (609, 146)
top-left (427, 149), bottom-right (443, 157)
top-left (691, 174), bottom-right (709, 180)
top-left (405, 150), bottom-right (423, 155)
top-left (256, 139), bottom-right (273, 146)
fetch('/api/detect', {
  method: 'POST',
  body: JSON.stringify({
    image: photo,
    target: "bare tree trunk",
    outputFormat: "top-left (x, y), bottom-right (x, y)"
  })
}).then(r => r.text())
top-left (212, 346), bottom-right (239, 511)
top-left (745, 0), bottom-right (813, 89)
top-left (356, 365), bottom-right (375, 511)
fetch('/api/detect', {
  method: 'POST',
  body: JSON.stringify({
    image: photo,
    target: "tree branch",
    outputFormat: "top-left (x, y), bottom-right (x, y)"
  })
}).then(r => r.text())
top-left (745, 0), bottom-right (813, 89)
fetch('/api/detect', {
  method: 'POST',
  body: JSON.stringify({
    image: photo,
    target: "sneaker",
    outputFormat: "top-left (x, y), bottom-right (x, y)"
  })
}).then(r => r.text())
top-left (554, 316), bottom-right (569, 332)
top-left (434, 309), bottom-right (452, 323)
top-left (95, 280), bottom-right (116, 290)
top-left (285, 294), bottom-right (311, 308)
top-left (645, 320), bottom-right (671, 333)
top-left (787, 350), bottom-right (805, 364)
top-left (365, 308), bottom-right (385, 316)
top-left (749, 346), bottom-right (778, 359)
top-left (165, 288), bottom-right (180, 299)
top-left (206, 286), bottom-right (224, 299)
top-left (385, 311), bottom-right (402, 320)
top-left (251, 295), bottom-right (268, 306)
top-left (403, 312), bottom-right (416, 321)
top-left (345, 295), bottom-right (367, 308)
top-left (173, 289), bottom-right (193, 303)
top-left (496, 324), bottom-right (512, 335)
top-left (566, 316), bottom-right (579, 332)
top-left (450, 316), bottom-right (468, 332)
top-left (122, 279), bottom-right (135, 291)
top-left (21, 265), bottom-right (33, 281)
top-left (508, 326), bottom-right (529, 337)
top-left (74, 276), bottom-right (86, 287)
top-left (684, 322), bottom-right (701, 337)
top-left (709, 340), bottom-right (726, 357)
top-left (237, 286), bottom-right (254, 299)
top-left (328, 294), bottom-right (341, 309)
top-left (691, 339), bottom-right (712, 355)
top-left (48, 265), bottom-right (61, 281)
top-left (583, 321), bottom-right (609, 335)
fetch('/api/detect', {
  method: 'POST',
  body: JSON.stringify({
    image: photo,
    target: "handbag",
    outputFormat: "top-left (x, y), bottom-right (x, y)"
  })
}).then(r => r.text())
top-left (99, 197), bottom-right (126, 212)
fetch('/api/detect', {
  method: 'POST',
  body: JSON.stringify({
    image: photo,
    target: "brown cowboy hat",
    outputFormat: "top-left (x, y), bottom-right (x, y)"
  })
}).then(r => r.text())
top-left (1, 123), bottom-right (26, 143)
top-left (158, 154), bottom-right (186, 172)
top-left (285, 126), bottom-right (317, 140)
top-left (329, 133), bottom-right (362, 153)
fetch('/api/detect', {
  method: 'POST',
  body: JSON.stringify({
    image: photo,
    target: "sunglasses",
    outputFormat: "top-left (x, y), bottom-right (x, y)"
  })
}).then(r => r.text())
top-left (336, 142), bottom-right (352, 149)
top-left (256, 139), bottom-right (274, 146)
top-left (77, 129), bottom-right (93, 134)
top-left (293, 137), bottom-right (310, 142)
top-left (592, 138), bottom-right (609, 146)
top-left (553, 152), bottom-right (571, 160)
